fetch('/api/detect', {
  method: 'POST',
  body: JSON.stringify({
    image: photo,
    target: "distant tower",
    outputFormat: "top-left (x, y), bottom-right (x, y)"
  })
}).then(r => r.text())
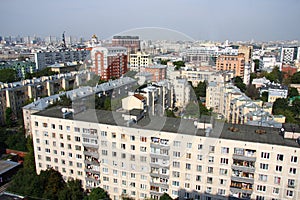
top-left (91, 34), bottom-right (100, 47)
top-left (61, 31), bottom-right (67, 50)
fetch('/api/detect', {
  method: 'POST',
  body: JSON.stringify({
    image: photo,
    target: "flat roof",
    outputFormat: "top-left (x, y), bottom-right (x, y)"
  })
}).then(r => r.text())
top-left (0, 160), bottom-right (20, 175)
top-left (34, 106), bottom-right (300, 148)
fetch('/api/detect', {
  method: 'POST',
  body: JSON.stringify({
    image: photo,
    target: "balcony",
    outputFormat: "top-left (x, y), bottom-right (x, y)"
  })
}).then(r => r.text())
top-left (232, 154), bottom-right (256, 162)
top-left (150, 181), bottom-right (169, 189)
top-left (83, 151), bottom-right (99, 158)
top-left (150, 143), bottom-right (170, 150)
top-left (85, 167), bottom-right (100, 174)
top-left (230, 187), bottom-right (253, 195)
top-left (231, 165), bottom-right (255, 173)
top-left (150, 153), bottom-right (170, 160)
top-left (82, 133), bottom-right (98, 139)
top-left (150, 191), bottom-right (163, 196)
top-left (231, 176), bottom-right (254, 184)
top-left (82, 142), bottom-right (98, 149)
top-left (84, 159), bottom-right (100, 166)
top-left (150, 173), bottom-right (169, 179)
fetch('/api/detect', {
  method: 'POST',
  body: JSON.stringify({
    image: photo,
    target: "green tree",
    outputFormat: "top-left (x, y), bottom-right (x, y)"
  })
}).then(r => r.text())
top-left (86, 187), bottom-right (111, 200)
top-left (288, 87), bottom-right (299, 98)
top-left (104, 97), bottom-right (111, 111)
top-left (0, 69), bottom-right (17, 83)
top-left (173, 61), bottom-right (185, 70)
top-left (194, 81), bottom-right (207, 98)
top-left (159, 193), bottom-right (173, 200)
top-left (233, 76), bottom-right (246, 92)
top-left (5, 107), bottom-right (13, 127)
top-left (266, 66), bottom-right (283, 83)
top-left (253, 59), bottom-right (260, 71)
top-left (160, 59), bottom-right (170, 65)
top-left (245, 84), bottom-right (259, 100)
top-left (291, 72), bottom-right (300, 84)
top-left (260, 91), bottom-right (269, 102)
top-left (272, 98), bottom-right (289, 115)
top-left (250, 72), bottom-right (257, 83)
top-left (58, 94), bottom-right (72, 106)
top-left (165, 109), bottom-right (176, 118)
top-left (58, 179), bottom-right (85, 200)
top-left (292, 98), bottom-right (300, 118)
top-left (41, 168), bottom-right (66, 200)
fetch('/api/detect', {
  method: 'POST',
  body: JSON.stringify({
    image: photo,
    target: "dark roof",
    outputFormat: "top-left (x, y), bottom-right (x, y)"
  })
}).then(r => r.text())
top-left (34, 106), bottom-right (300, 148)
top-left (0, 160), bottom-right (20, 175)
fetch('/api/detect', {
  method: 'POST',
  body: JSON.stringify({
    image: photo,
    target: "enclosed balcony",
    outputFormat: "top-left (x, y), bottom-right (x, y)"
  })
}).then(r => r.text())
top-left (230, 181), bottom-right (253, 195)
top-left (232, 160), bottom-right (255, 173)
top-left (233, 148), bottom-right (256, 162)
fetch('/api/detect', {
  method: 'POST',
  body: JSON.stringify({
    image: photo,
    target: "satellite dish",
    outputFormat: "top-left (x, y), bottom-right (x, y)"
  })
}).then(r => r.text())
top-left (61, 108), bottom-right (68, 113)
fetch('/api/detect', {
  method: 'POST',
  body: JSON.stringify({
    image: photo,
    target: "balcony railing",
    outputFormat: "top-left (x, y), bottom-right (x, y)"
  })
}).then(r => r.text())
top-left (82, 142), bottom-right (98, 149)
top-left (230, 187), bottom-right (253, 195)
top-left (150, 181), bottom-right (169, 189)
top-left (150, 153), bottom-right (170, 160)
top-left (231, 176), bottom-right (254, 184)
top-left (231, 165), bottom-right (255, 173)
top-left (150, 173), bottom-right (169, 179)
top-left (232, 154), bottom-right (256, 162)
top-left (83, 151), bottom-right (99, 158)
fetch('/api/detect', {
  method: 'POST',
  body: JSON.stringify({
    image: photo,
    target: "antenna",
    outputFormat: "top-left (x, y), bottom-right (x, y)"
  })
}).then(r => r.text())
top-left (62, 31), bottom-right (67, 50)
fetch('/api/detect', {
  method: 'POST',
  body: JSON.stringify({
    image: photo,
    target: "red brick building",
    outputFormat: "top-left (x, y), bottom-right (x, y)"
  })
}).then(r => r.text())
top-left (142, 65), bottom-right (167, 82)
top-left (112, 36), bottom-right (140, 53)
top-left (216, 53), bottom-right (245, 77)
top-left (282, 64), bottom-right (298, 79)
top-left (91, 47), bottom-right (128, 80)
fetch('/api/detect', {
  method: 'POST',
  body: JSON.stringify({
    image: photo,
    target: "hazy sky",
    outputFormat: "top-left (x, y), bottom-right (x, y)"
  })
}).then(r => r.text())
top-left (1, 0), bottom-right (300, 41)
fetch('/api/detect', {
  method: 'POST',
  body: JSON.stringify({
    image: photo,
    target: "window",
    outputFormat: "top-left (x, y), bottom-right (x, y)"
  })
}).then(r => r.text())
top-left (261, 152), bottom-right (270, 159)
top-left (131, 145), bottom-right (135, 151)
top-left (186, 153), bottom-right (191, 159)
top-left (234, 148), bottom-right (244, 155)
top-left (61, 151), bottom-right (65, 156)
top-left (173, 161), bottom-right (180, 168)
top-left (272, 187), bottom-right (279, 195)
top-left (46, 156), bottom-right (51, 161)
top-left (256, 196), bottom-right (265, 200)
top-left (221, 147), bottom-right (229, 154)
top-left (196, 165), bottom-right (202, 172)
top-left (45, 148), bottom-right (50, 153)
top-left (172, 171), bottom-right (180, 178)
top-left (35, 121), bottom-right (38, 127)
top-left (277, 154), bottom-right (284, 161)
top-left (259, 174), bottom-right (268, 182)
top-left (186, 163), bottom-right (191, 170)
top-left (288, 179), bottom-right (295, 188)
top-left (196, 175), bottom-right (201, 181)
top-left (207, 167), bottom-right (213, 173)
top-left (66, 126), bottom-right (70, 131)
top-left (275, 165), bottom-right (282, 172)
top-left (140, 156), bottom-right (147, 162)
top-left (220, 158), bottom-right (229, 165)
top-left (60, 134), bottom-right (63, 139)
top-left (52, 133), bottom-right (56, 138)
top-left (187, 142), bottom-right (192, 148)
top-left (59, 125), bottom-right (63, 130)
top-left (260, 163), bottom-right (269, 170)
top-left (121, 143), bottom-right (126, 149)
top-left (219, 179), bottom-right (227, 185)
top-left (67, 135), bottom-right (71, 141)
top-left (274, 176), bottom-right (281, 184)
top-left (75, 136), bottom-right (80, 142)
top-left (173, 141), bottom-right (181, 147)
top-left (74, 127), bottom-right (80, 132)
top-left (102, 150), bottom-right (108, 156)
top-left (195, 185), bottom-right (201, 191)
top-left (43, 123), bottom-right (48, 128)
top-left (101, 131), bottom-right (107, 136)
top-left (219, 168), bottom-right (228, 175)
top-left (76, 154), bottom-right (82, 159)
top-left (198, 144), bottom-right (203, 150)
top-left (291, 156), bottom-right (298, 163)
top-left (218, 189), bottom-right (225, 196)
top-left (121, 134), bottom-right (126, 139)
top-left (209, 146), bottom-right (215, 153)
top-left (208, 156), bottom-right (214, 163)
top-left (257, 185), bottom-right (266, 192)
top-left (197, 154), bottom-right (203, 161)
top-left (130, 135), bottom-right (135, 141)
top-left (140, 136), bottom-right (147, 142)
top-left (112, 132), bottom-right (116, 138)
top-left (140, 146), bottom-right (146, 152)
top-left (172, 181), bottom-right (179, 187)
top-left (173, 151), bottom-right (181, 158)
top-left (289, 167), bottom-right (296, 174)
top-left (286, 190), bottom-right (294, 197)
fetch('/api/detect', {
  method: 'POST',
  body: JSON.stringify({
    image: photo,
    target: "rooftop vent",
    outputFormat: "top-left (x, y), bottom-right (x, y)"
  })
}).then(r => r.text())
top-left (255, 129), bottom-right (266, 134)
top-left (228, 126), bottom-right (239, 132)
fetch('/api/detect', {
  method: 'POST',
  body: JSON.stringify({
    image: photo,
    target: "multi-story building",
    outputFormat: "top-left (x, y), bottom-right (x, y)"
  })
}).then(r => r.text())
top-left (30, 105), bottom-right (300, 200)
top-left (34, 49), bottom-right (90, 70)
top-left (112, 36), bottom-right (140, 54)
top-left (259, 56), bottom-right (282, 72)
top-left (129, 52), bottom-right (152, 72)
top-left (184, 46), bottom-right (218, 65)
top-left (0, 71), bottom-right (92, 126)
top-left (91, 47), bottom-right (128, 81)
top-left (216, 53), bottom-right (246, 79)
top-left (180, 66), bottom-right (215, 87)
top-left (0, 60), bottom-right (36, 79)
top-left (238, 45), bottom-right (253, 64)
top-left (141, 65), bottom-right (167, 82)
top-left (280, 47), bottom-right (300, 64)
top-left (260, 83), bottom-right (288, 103)
top-left (171, 78), bottom-right (190, 108)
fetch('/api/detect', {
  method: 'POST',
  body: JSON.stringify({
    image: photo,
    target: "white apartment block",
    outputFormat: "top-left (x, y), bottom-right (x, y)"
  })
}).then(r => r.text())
top-left (129, 52), bottom-right (152, 72)
top-left (171, 78), bottom-right (190, 108)
top-left (180, 68), bottom-right (215, 87)
top-left (31, 107), bottom-right (300, 200)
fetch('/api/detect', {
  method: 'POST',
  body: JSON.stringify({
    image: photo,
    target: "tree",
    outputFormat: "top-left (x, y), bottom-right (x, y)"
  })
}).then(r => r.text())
top-left (58, 179), bottom-right (85, 200)
top-left (86, 187), bottom-right (110, 200)
top-left (253, 59), bottom-right (260, 72)
top-left (245, 84), bottom-right (259, 100)
top-left (194, 81), bottom-right (207, 98)
top-left (288, 87), bottom-right (299, 98)
top-left (5, 107), bottom-right (13, 127)
top-left (173, 61), bottom-right (185, 70)
top-left (58, 94), bottom-right (72, 106)
top-left (292, 98), bottom-right (300, 118)
top-left (260, 92), bottom-right (269, 102)
top-left (0, 69), bottom-right (17, 83)
top-left (266, 66), bottom-right (283, 83)
top-left (159, 193), bottom-right (173, 200)
top-left (272, 98), bottom-right (289, 115)
top-left (165, 109), bottom-right (176, 118)
top-left (160, 59), bottom-right (170, 65)
top-left (41, 168), bottom-right (66, 200)
top-left (233, 76), bottom-right (246, 92)
top-left (291, 72), bottom-right (300, 84)
top-left (250, 72), bottom-right (257, 83)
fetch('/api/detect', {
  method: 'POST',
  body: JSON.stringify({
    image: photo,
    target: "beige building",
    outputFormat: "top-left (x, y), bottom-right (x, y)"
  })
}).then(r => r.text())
top-left (129, 52), bottom-right (152, 72)
top-left (238, 45), bottom-right (253, 64)
top-left (30, 106), bottom-right (300, 200)
top-left (180, 67), bottom-right (215, 87)
top-left (216, 54), bottom-right (246, 78)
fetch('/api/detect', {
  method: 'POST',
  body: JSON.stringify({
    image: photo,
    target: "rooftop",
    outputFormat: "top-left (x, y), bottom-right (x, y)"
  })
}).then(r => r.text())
top-left (0, 160), bottom-right (20, 175)
top-left (33, 106), bottom-right (300, 148)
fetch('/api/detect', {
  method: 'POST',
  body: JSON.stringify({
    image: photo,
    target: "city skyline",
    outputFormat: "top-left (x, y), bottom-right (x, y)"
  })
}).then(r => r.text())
top-left (1, 0), bottom-right (300, 41)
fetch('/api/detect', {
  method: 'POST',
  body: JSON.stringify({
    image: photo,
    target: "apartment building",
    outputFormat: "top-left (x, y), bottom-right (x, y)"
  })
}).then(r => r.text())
top-left (141, 65), bottom-right (167, 82)
top-left (180, 67), bottom-right (215, 87)
top-left (216, 54), bottom-right (246, 78)
top-left (30, 106), bottom-right (300, 200)
top-left (280, 47), bottom-right (300, 64)
top-left (129, 52), bottom-right (152, 72)
top-left (112, 36), bottom-right (140, 54)
top-left (238, 45), bottom-right (253, 64)
top-left (91, 46), bottom-right (128, 81)
top-left (34, 49), bottom-right (90, 70)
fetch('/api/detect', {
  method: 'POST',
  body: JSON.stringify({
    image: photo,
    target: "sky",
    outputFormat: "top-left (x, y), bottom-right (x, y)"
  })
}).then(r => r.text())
top-left (1, 0), bottom-right (300, 41)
